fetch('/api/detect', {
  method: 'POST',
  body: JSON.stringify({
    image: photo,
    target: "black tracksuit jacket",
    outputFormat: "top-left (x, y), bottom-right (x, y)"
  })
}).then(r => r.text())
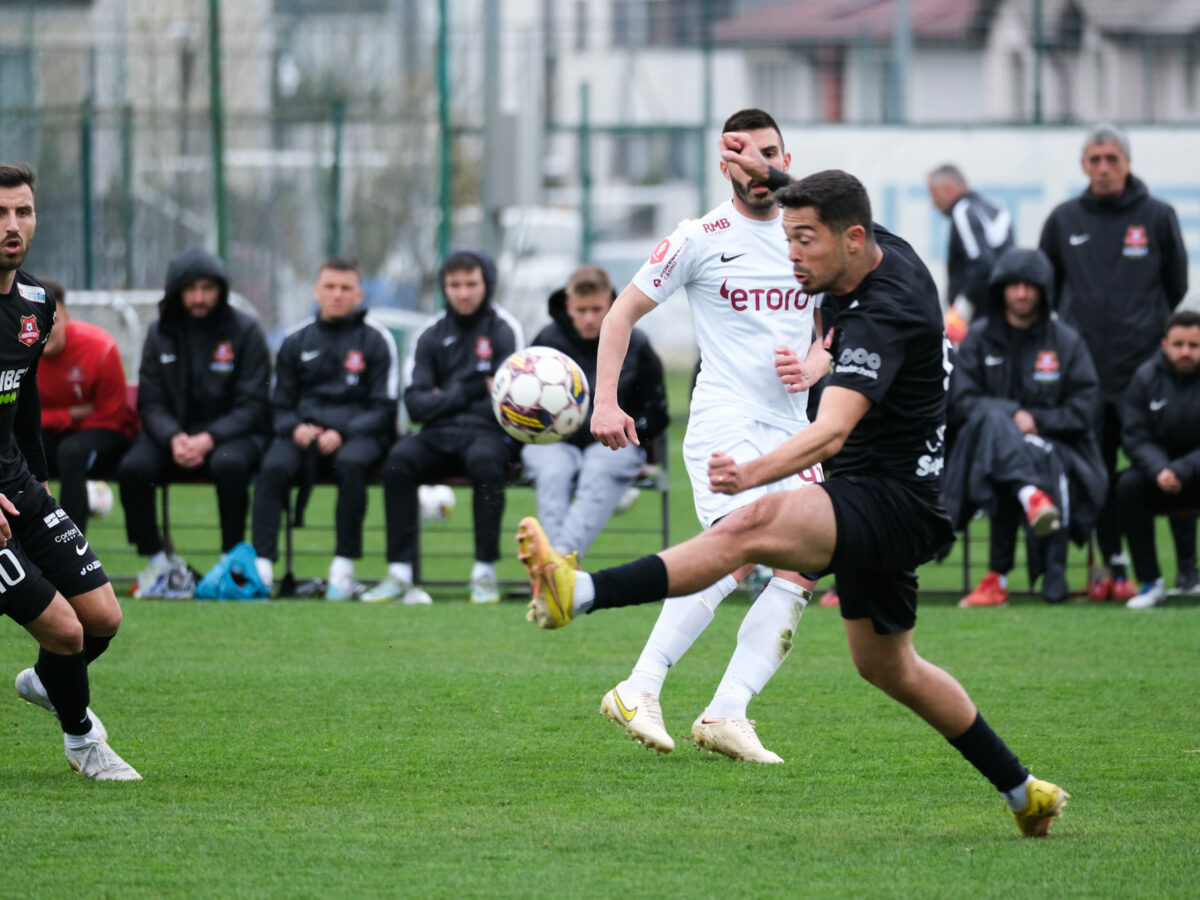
top-left (1122, 350), bottom-right (1200, 486)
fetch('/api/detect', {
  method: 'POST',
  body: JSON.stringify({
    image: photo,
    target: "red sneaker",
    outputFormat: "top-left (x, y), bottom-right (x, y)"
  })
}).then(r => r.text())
top-left (1087, 576), bottom-right (1113, 601)
top-left (1110, 578), bottom-right (1137, 602)
top-left (959, 571), bottom-right (1009, 608)
top-left (1026, 489), bottom-right (1061, 537)
top-left (818, 589), bottom-right (839, 607)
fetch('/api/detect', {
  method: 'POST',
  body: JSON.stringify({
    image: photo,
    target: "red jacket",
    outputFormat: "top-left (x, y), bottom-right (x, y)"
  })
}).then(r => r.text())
top-left (39, 320), bottom-right (139, 439)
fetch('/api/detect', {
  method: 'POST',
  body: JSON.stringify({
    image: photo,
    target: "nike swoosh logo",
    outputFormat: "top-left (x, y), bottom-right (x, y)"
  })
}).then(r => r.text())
top-left (160, 353), bottom-right (176, 364)
top-left (540, 561), bottom-right (566, 623)
top-left (612, 690), bottom-right (637, 722)
top-left (984, 355), bottom-right (1004, 366)
top-left (977, 207), bottom-right (1012, 248)
top-left (442, 336), bottom-right (457, 346)
top-left (1149, 399), bottom-right (1167, 411)
top-left (1068, 234), bottom-right (1090, 246)
top-left (75, 541), bottom-right (89, 556)
top-left (720, 252), bottom-right (746, 263)
top-left (300, 350), bottom-right (321, 362)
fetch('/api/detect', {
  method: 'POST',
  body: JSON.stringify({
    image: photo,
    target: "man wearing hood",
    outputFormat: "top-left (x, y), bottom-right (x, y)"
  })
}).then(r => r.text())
top-left (1117, 310), bottom-right (1200, 609)
top-left (250, 257), bottom-right (399, 599)
top-left (1039, 123), bottom-right (1190, 601)
top-left (361, 249), bottom-right (523, 605)
top-left (117, 247), bottom-right (271, 592)
top-left (520, 265), bottom-right (668, 560)
top-left (944, 247), bottom-right (1107, 606)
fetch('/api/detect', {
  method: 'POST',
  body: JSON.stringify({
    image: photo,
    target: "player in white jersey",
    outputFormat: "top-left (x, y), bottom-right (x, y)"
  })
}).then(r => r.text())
top-left (588, 109), bottom-right (829, 763)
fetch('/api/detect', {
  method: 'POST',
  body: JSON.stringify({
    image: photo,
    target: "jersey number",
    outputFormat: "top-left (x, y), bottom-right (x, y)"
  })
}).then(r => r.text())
top-left (0, 548), bottom-right (27, 593)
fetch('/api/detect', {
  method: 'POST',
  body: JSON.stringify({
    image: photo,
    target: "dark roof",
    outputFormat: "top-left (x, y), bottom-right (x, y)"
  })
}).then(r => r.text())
top-left (713, 0), bottom-right (993, 44)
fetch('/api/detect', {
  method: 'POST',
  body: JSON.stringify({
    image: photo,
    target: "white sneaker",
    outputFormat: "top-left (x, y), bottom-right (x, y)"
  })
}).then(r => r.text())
top-left (401, 585), bottom-right (434, 605)
top-left (15, 668), bottom-right (107, 742)
top-left (600, 681), bottom-right (674, 753)
top-left (614, 487), bottom-right (641, 515)
top-left (469, 570), bottom-right (500, 604)
top-left (255, 557), bottom-right (274, 587)
top-left (64, 735), bottom-right (141, 781)
top-left (691, 710), bottom-right (783, 763)
top-left (1126, 580), bottom-right (1166, 610)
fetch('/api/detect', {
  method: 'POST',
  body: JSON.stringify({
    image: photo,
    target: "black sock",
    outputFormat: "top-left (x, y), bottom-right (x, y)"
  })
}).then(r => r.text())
top-left (83, 633), bottom-right (113, 665)
top-left (947, 712), bottom-right (1028, 793)
top-left (35, 648), bottom-right (92, 736)
top-left (588, 555), bottom-right (670, 612)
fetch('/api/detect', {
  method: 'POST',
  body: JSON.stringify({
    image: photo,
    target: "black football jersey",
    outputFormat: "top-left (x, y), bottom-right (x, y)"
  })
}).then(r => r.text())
top-left (0, 269), bottom-right (54, 491)
top-left (825, 227), bottom-right (950, 502)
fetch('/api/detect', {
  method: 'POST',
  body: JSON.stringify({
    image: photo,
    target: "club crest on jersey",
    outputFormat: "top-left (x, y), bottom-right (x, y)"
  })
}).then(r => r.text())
top-left (344, 349), bottom-right (365, 374)
top-left (649, 238), bottom-right (671, 265)
top-left (17, 283), bottom-right (45, 304)
top-left (17, 315), bottom-right (39, 346)
top-left (1033, 350), bottom-right (1060, 382)
top-left (211, 340), bottom-right (234, 372)
top-left (475, 337), bottom-right (493, 360)
top-left (1123, 225), bottom-right (1148, 258)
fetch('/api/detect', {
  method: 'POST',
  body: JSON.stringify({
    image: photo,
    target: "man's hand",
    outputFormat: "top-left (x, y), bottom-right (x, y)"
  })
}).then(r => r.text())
top-left (293, 423), bottom-right (323, 450)
top-left (0, 491), bottom-right (16, 546)
top-left (170, 432), bottom-right (195, 467)
top-left (591, 401), bottom-right (639, 450)
top-left (316, 429), bottom-right (343, 456)
top-left (1014, 409), bottom-right (1038, 435)
top-left (708, 451), bottom-right (753, 495)
top-left (720, 132), bottom-right (770, 182)
top-left (1156, 467), bottom-right (1183, 494)
top-left (69, 402), bottom-right (94, 423)
top-left (775, 346), bottom-right (826, 394)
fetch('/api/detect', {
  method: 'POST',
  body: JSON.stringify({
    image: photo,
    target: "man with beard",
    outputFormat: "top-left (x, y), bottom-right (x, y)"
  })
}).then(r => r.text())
top-left (0, 163), bottom-right (140, 779)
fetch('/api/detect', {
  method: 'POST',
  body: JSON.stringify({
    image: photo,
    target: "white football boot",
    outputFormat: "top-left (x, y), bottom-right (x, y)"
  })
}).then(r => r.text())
top-left (691, 710), bottom-right (783, 763)
top-left (15, 668), bottom-right (107, 742)
top-left (64, 733), bottom-right (142, 781)
top-left (600, 681), bottom-right (675, 753)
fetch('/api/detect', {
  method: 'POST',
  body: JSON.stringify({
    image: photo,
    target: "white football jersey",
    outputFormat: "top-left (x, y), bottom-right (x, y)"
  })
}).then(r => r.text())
top-left (632, 199), bottom-right (818, 430)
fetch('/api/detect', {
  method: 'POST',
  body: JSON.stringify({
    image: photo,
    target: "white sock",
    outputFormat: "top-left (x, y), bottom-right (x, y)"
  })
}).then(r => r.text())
top-left (708, 577), bottom-right (808, 718)
top-left (148, 550), bottom-right (170, 569)
top-left (387, 562), bottom-right (414, 586)
top-left (995, 572), bottom-right (1008, 589)
top-left (625, 574), bottom-right (739, 697)
top-left (1017, 485), bottom-right (1038, 512)
top-left (329, 556), bottom-right (354, 586)
top-left (64, 721), bottom-right (104, 750)
top-left (574, 572), bottom-right (596, 613)
top-left (471, 561), bottom-right (496, 582)
top-left (255, 557), bottom-right (274, 586)
top-left (1004, 773), bottom-right (1035, 811)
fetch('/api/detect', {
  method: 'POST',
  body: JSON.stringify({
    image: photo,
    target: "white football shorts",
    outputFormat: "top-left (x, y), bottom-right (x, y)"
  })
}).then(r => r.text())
top-left (682, 410), bottom-right (824, 530)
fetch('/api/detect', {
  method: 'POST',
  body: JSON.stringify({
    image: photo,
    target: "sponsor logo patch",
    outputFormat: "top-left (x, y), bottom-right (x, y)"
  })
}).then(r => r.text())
top-left (43, 509), bottom-right (69, 529)
top-left (649, 238), bottom-right (671, 265)
top-left (17, 283), bottom-right (45, 303)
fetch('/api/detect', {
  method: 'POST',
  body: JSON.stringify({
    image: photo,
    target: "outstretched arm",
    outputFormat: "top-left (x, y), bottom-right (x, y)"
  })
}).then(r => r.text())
top-left (592, 285), bottom-right (658, 449)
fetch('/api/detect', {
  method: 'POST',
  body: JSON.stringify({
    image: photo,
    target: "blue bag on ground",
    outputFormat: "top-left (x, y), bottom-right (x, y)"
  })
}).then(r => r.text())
top-left (195, 542), bottom-right (270, 600)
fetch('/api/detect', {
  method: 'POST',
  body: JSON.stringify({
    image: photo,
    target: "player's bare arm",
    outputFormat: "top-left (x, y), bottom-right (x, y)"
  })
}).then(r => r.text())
top-left (592, 285), bottom-right (658, 449)
top-left (0, 490), bottom-right (18, 546)
top-left (774, 340), bottom-right (831, 394)
top-left (709, 386), bottom-right (870, 494)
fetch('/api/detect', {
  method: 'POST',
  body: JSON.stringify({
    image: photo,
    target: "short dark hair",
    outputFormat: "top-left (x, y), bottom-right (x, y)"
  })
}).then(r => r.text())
top-left (1164, 309), bottom-right (1200, 335)
top-left (42, 278), bottom-right (65, 306)
top-left (928, 163), bottom-right (966, 186)
top-left (0, 163), bottom-right (36, 193)
top-left (319, 255), bottom-right (360, 277)
top-left (441, 250), bottom-right (484, 276)
top-left (776, 169), bottom-right (874, 238)
top-left (566, 264), bottom-right (611, 299)
top-left (722, 108), bottom-right (783, 150)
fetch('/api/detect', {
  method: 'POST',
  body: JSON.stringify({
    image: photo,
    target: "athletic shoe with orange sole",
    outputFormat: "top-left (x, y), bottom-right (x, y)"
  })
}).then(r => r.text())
top-left (516, 517), bottom-right (577, 629)
top-left (958, 571), bottom-right (1009, 608)
top-left (1026, 489), bottom-right (1062, 537)
top-left (1010, 778), bottom-right (1069, 837)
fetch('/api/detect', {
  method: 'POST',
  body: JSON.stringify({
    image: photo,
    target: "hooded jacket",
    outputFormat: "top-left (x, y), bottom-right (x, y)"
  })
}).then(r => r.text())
top-left (530, 287), bottom-right (668, 450)
top-left (137, 247), bottom-right (271, 447)
top-left (1122, 349), bottom-right (1200, 486)
top-left (403, 250), bottom-right (524, 433)
top-left (1038, 174), bottom-right (1188, 402)
top-left (947, 247), bottom-right (1107, 540)
top-left (271, 307), bottom-right (400, 443)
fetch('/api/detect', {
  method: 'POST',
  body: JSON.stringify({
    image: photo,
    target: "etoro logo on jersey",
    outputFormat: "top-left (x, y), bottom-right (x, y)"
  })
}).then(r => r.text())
top-left (720, 279), bottom-right (811, 313)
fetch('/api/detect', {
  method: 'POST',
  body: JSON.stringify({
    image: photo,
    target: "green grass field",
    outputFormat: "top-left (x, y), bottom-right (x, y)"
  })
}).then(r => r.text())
top-left (3, 369), bottom-right (1196, 896)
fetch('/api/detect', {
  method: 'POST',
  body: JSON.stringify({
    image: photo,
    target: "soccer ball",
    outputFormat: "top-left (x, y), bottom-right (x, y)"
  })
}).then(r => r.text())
top-left (490, 346), bottom-right (590, 444)
top-left (86, 480), bottom-right (114, 518)
top-left (418, 484), bottom-right (456, 521)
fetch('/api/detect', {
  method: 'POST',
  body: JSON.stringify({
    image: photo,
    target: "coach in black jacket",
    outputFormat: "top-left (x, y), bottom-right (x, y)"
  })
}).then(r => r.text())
top-left (1117, 310), bottom-right (1200, 608)
top-left (944, 247), bottom-right (1106, 604)
top-left (362, 249), bottom-right (523, 606)
top-left (118, 247), bottom-right (271, 572)
top-left (1038, 123), bottom-right (1188, 599)
top-left (521, 265), bottom-right (668, 559)
top-left (250, 257), bottom-right (399, 599)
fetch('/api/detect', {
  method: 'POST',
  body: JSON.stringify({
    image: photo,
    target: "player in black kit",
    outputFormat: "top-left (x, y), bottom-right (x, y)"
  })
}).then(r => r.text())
top-left (519, 162), bottom-right (1067, 837)
top-left (0, 164), bottom-right (140, 780)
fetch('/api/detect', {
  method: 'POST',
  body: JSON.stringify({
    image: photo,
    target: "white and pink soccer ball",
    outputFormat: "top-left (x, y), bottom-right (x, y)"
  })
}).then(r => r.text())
top-left (490, 346), bottom-right (590, 444)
